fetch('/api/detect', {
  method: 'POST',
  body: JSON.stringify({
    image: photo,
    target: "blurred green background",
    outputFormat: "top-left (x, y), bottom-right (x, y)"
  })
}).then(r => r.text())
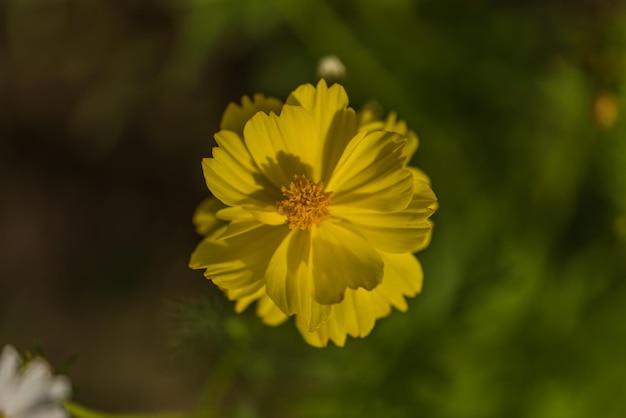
top-left (1, 0), bottom-right (626, 417)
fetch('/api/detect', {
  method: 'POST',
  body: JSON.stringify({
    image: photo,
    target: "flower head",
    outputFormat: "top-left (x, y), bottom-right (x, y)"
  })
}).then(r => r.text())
top-left (190, 80), bottom-right (437, 346)
top-left (316, 55), bottom-right (346, 82)
top-left (0, 345), bottom-right (71, 418)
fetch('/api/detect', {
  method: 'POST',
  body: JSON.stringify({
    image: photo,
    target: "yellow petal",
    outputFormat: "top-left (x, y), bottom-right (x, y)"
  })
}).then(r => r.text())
top-left (330, 206), bottom-right (434, 253)
top-left (191, 225), bottom-right (289, 292)
top-left (286, 79), bottom-right (358, 181)
top-left (302, 313), bottom-right (351, 347)
top-left (327, 130), bottom-right (413, 211)
top-left (243, 106), bottom-right (322, 187)
top-left (227, 282), bottom-right (265, 312)
top-left (409, 166), bottom-right (432, 185)
top-left (244, 207), bottom-right (287, 225)
top-left (217, 206), bottom-right (285, 226)
top-left (220, 94), bottom-right (283, 136)
top-left (297, 318), bottom-right (334, 348)
top-left (296, 252), bottom-right (422, 347)
top-left (328, 289), bottom-right (377, 338)
top-left (227, 286), bottom-right (288, 326)
top-left (409, 174), bottom-right (439, 212)
top-left (381, 113), bottom-right (419, 161)
top-left (264, 229), bottom-right (331, 331)
top-left (217, 218), bottom-right (264, 240)
top-left (413, 219), bottom-right (434, 253)
top-left (256, 294), bottom-right (289, 326)
top-left (310, 222), bottom-right (384, 304)
top-left (192, 197), bottom-right (227, 236)
top-left (203, 130), bottom-right (280, 207)
top-left (404, 173), bottom-right (437, 253)
top-left (356, 106), bottom-right (381, 127)
top-left (215, 206), bottom-right (250, 221)
top-left (357, 110), bottom-right (419, 163)
top-left (328, 165), bottom-right (436, 254)
top-left (403, 130), bottom-right (419, 162)
top-left (296, 287), bottom-right (391, 347)
top-left (189, 225), bottom-right (227, 269)
top-left (214, 206), bottom-right (285, 239)
top-left (376, 251), bottom-right (423, 311)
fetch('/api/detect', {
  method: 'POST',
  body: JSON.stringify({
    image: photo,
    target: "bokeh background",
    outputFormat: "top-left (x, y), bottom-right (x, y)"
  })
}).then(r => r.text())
top-left (2, 0), bottom-right (626, 417)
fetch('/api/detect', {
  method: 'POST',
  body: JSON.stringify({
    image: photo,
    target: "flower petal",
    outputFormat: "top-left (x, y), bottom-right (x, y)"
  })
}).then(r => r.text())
top-left (264, 229), bottom-right (331, 331)
top-left (193, 197), bottom-right (227, 236)
top-left (286, 79), bottom-right (357, 181)
top-left (0, 345), bottom-right (19, 394)
top-left (295, 312), bottom-right (347, 348)
top-left (220, 94), bottom-right (283, 136)
top-left (409, 174), bottom-right (439, 212)
top-left (227, 283), bottom-right (266, 312)
top-left (217, 218), bottom-right (264, 240)
top-left (327, 289), bottom-right (378, 338)
top-left (327, 130), bottom-right (413, 211)
top-left (296, 286), bottom-right (392, 348)
top-left (217, 206), bottom-right (285, 227)
top-left (228, 285), bottom-right (289, 327)
top-left (357, 110), bottom-right (419, 162)
top-left (296, 251), bottom-right (423, 347)
top-left (409, 166), bottom-right (432, 185)
top-left (213, 206), bottom-right (280, 240)
top-left (245, 208), bottom-right (287, 226)
top-left (379, 112), bottom-right (419, 162)
top-left (203, 130), bottom-right (280, 207)
top-left (189, 225), bottom-right (226, 269)
top-left (190, 225), bottom-right (289, 292)
top-left (376, 251), bottom-right (424, 311)
top-left (47, 376), bottom-right (71, 401)
top-left (310, 222), bottom-right (384, 304)
top-left (330, 206), bottom-right (434, 253)
top-left (330, 169), bottom-right (436, 253)
top-left (403, 130), bottom-right (419, 163)
top-left (243, 105), bottom-right (323, 187)
top-left (256, 294), bottom-right (290, 326)
top-left (10, 360), bottom-right (50, 415)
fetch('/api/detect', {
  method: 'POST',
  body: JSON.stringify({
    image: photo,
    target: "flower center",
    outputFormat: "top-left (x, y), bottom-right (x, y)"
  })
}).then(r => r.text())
top-left (277, 174), bottom-right (334, 230)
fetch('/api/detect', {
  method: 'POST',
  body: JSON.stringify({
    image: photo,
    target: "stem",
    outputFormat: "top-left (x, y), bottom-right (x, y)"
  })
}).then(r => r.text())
top-left (195, 345), bottom-right (241, 409)
top-left (64, 342), bottom-right (244, 418)
top-left (65, 402), bottom-right (195, 418)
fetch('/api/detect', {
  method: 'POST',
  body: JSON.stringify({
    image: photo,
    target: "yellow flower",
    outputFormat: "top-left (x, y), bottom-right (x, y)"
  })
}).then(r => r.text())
top-left (190, 80), bottom-right (437, 347)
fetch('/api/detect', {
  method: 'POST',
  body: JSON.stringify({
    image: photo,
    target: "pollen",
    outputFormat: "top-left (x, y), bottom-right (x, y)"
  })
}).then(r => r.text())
top-left (277, 174), bottom-right (334, 230)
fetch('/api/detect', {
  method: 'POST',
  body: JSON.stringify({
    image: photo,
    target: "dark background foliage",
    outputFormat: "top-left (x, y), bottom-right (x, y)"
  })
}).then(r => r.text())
top-left (1, 0), bottom-right (625, 416)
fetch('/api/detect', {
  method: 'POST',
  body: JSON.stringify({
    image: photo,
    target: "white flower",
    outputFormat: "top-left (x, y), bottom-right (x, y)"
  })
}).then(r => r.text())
top-left (316, 55), bottom-right (346, 82)
top-left (0, 345), bottom-right (71, 418)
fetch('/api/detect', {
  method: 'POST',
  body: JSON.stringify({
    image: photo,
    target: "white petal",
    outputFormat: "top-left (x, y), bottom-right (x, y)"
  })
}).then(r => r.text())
top-left (0, 345), bottom-right (20, 393)
top-left (9, 360), bottom-right (50, 416)
top-left (48, 376), bottom-right (71, 401)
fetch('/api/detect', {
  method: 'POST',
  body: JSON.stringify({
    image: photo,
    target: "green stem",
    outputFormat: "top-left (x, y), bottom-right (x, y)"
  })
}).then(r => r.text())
top-left (65, 402), bottom-right (196, 418)
top-left (63, 348), bottom-right (242, 418)
top-left (195, 344), bottom-right (241, 409)
top-left (64, 340), bottom-right (244, 418)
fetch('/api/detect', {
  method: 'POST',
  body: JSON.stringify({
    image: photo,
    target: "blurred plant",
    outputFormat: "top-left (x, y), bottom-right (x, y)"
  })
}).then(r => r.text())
top-left (164, 295), bottom-right (228, 353)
